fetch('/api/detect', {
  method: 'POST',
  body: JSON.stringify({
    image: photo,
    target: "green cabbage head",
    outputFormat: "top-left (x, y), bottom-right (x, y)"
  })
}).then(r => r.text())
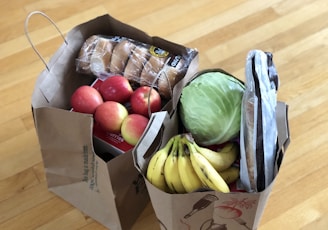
top-left (179, 71), bottom-right (245, 146)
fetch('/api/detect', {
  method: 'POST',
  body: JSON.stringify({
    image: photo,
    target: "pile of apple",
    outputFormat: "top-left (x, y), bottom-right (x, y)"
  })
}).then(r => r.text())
top-left (70, 75), bottom-right (162, 146)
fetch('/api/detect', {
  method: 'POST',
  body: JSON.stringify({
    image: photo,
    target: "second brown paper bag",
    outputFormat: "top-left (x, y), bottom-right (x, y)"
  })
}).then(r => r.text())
top-left (133, 69), bottom-right (290, 230)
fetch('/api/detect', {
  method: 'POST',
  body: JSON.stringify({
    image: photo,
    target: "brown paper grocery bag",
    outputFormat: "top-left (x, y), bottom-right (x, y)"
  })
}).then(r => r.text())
top-left (133, 67), bottom-right (290, 230)
top-left (134, 102), bottom-right (289, 230)
top-left (27, 11), bottom-right (198, 230)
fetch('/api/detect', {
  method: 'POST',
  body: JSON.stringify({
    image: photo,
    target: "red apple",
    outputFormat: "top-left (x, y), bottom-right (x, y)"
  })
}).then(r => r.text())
top-left (99, 75), bottom-right (133, 103)
top-left (121, 114), bottom-right (149, 146)
top-left (94, 101), bottom-right (128, 133)
top-left (130, 86), bottom-right (161, 117)
top-left (70, 85), bottom-right (103, 114)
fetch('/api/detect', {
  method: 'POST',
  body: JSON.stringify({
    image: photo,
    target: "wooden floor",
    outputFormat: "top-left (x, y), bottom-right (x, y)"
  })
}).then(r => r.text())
top-left (1, 0), bottom-right (328, 229)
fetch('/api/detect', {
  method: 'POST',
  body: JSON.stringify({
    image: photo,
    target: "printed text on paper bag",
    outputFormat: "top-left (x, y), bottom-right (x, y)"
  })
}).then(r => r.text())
top-left (82, 145), bottom-right (99, 192)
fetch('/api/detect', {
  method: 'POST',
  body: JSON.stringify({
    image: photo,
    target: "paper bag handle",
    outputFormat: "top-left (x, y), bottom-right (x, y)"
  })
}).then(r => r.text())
top-left (24, 11), bottom-right (67, 71)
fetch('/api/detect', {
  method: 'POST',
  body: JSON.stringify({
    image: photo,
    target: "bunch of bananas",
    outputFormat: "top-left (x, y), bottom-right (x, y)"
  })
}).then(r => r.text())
top-left (146, 133), bottom-right (240, 194)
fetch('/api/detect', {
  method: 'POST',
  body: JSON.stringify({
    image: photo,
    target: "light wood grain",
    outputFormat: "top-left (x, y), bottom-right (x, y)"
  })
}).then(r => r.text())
top-left (1, 0), bottom-right (327, 229)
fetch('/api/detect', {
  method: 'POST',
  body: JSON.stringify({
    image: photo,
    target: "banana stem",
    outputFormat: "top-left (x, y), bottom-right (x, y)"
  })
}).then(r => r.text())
top-left (170, 135), bottom-right (180, 157)
top-left (162, 135), bottom-right (178, 154)
top-left (182, 133), bottom-right (195, 144)
top-left (179, 135), bottom-right (194, 157)
top-left (178, 138), bottom-right (185, 157)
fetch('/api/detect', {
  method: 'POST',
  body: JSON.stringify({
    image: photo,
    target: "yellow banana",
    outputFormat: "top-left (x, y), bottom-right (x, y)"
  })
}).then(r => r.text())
top-left (185, 138), bottom-right (230, 193)
top-left (219, 166), bottom-right (240, 184)
top-left (193, 142), bottom-right (239, 172)
top-left (163, 135), bottom-right (186, 193)
top-left (146, 135), bottom-right (176, 192)
top-left (177, 140), bottom-right (203, 193)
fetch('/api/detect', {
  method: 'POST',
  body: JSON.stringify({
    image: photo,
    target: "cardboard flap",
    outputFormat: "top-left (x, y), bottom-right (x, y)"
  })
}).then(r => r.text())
top-left (133, 111), bottom-right (170, 173)
top-left (273, 101), bottom-right (290, 174)
top-left (276, 101), bottom-right (290, 152)
top-left (33, 107), bottom-right (94, 188)
top-left (133, 109), bottom-right (182, 174)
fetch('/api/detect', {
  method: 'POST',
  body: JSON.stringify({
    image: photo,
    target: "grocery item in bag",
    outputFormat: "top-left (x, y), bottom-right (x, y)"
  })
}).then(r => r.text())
top-left (76, 35), bottom-right (197, 99)
top-left (239, 50), bottom-right (280, 192)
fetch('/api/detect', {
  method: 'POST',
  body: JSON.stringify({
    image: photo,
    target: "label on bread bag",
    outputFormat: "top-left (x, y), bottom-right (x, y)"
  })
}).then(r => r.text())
top-left (168, 55), bottom-right (182, 68)
top-left (149, 46), bottom-right (169, 58)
